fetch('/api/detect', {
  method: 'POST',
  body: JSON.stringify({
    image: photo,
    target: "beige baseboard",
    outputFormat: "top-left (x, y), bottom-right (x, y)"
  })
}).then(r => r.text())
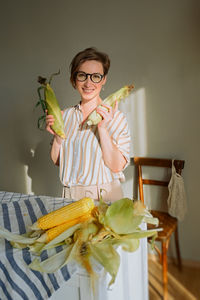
top-left (148, 253), bottom-right (200, 268)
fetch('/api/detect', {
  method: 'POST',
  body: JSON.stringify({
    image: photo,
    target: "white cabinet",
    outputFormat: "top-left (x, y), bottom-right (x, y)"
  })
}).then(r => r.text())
top-left (49, 274), bottom-right (80, 300)
top-left (50, 237), bottom-right (148, 300)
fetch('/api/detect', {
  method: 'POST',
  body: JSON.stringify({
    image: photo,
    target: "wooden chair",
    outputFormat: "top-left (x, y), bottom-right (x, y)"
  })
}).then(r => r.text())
top-left (133, 157), bottom-right (185, 300)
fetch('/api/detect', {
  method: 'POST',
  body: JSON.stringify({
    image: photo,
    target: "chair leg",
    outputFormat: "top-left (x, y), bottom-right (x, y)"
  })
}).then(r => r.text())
top-left (162, 241), bottom-right (168, 300)
top-left (174, 226), bottom-right (182, 270)
top-left (153, 243), bottom-right (162, 263)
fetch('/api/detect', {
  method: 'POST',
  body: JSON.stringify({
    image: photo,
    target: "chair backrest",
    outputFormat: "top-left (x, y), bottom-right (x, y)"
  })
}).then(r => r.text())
top-left (133, 157), bottom-right (185, 205)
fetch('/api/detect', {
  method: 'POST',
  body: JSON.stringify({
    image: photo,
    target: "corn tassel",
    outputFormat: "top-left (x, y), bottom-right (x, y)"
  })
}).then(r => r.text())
top-left (30, 197), bottom-right (95, 231)
top-left (87, 84), bottom-right (134, 126)
top-left (37, 212), bottom-right (92, 243)
top-left (36, 72), bottom-right (66, 139)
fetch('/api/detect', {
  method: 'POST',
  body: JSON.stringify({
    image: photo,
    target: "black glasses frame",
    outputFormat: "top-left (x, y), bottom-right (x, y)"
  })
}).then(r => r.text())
top-left (75, 71), bottom-right (104, 83)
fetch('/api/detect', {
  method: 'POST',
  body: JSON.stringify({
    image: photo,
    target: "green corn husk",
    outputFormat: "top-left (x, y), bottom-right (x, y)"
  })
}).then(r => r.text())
top-left (36, 72), bottom-right (66, 139)
top-left (45, 83), bottom-right (65, 139)
top-left (29, 244), bottom-right (73, 273)
top-left (0, 227), bottom-right (40, 245)
top-left (87, 84), bottom-right (134, 126)
top-left (103, 198), bottom-right (144, 234)
top-left (89, 241), bottom-right (120, 286)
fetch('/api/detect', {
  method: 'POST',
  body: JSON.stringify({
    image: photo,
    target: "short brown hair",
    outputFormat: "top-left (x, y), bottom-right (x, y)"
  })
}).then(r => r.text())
top-left (70, 47), bottom-right (110, 88)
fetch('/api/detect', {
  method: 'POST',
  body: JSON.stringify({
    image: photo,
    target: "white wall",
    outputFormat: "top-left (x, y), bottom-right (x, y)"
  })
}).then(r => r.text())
top-left (0, 0), bottom-right (200, 261)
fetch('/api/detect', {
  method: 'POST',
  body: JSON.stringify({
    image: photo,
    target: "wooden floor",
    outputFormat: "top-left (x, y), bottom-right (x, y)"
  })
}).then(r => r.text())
top-left (148, 258), bottom-right (200, 300)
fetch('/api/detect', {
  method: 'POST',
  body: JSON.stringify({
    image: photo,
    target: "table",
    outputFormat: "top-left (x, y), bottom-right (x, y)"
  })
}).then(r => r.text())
top-left (0, 191), bottom-right (148, 300)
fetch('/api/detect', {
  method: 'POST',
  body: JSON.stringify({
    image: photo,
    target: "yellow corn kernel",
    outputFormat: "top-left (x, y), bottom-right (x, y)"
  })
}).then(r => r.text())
top-left (37, 213), bottom-right (92, 243)
top-left (30, 197), bottom-right (95, 230)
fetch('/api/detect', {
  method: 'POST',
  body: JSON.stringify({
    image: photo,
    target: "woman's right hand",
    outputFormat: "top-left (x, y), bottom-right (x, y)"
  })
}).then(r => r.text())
top-left (46, 111), bottom-right (56, 135)
top-left (45, 110), bottom-right (63, 145)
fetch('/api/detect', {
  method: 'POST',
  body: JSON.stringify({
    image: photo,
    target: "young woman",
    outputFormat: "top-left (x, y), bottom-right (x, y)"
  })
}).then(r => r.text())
top-left (46, 47), bottom-right (131, 202)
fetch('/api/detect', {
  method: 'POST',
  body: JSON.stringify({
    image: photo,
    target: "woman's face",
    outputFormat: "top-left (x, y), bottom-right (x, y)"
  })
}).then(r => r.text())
top-left (75, 60), bottom-right (106, 103)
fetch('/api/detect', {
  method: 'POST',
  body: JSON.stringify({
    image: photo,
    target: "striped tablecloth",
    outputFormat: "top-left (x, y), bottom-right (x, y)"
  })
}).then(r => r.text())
top-left (0, 191), bottom-right (79, 300)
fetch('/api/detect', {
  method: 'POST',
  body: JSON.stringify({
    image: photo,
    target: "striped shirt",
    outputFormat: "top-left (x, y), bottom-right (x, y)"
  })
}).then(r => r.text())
top-left (59, 104), bottom-right (131, 187)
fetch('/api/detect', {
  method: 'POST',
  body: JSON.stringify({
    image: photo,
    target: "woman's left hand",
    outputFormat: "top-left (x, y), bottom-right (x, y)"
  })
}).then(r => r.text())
top-left (96, 100), bottom-right (126, 172)
top-left (96, 101), bottom-right (118, 128)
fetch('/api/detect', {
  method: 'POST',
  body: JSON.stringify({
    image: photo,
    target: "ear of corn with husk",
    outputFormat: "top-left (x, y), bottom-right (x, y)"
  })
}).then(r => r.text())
top-left (87, 84), bottom-right (134, 126)
top-left (0, 197), bottom-right (161, 289)
top-left (37, 212), bottom-right (92, 243)
top-left (36, 71), bottom-right (66, 139)
top-left (30, 197), bottom-right (95, 231)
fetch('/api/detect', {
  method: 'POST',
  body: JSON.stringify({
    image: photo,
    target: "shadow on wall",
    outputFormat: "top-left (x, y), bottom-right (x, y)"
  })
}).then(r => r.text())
top-left (20, 137), bottom-right (62, 197)
top-left (0, 82), bottom-right (63, 197)
top-left (120, 88), bottom-right (147, 200)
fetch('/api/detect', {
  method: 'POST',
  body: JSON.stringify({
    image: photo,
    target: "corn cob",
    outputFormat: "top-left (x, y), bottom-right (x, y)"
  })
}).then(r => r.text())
top-left (37, 212), bottom-right (92, 243)
top-left (36, 72), bottom-right (66, 139)
top-left (87, 84), bottom-right (134, 126)
top-left (45, 83), bottom-right (65, 139)
top-left (30, 197), bottom-right (95, 231)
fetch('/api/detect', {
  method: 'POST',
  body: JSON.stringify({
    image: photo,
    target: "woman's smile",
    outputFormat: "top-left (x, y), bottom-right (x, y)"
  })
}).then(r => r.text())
top-left (82, 87), bottom-right (95, 93)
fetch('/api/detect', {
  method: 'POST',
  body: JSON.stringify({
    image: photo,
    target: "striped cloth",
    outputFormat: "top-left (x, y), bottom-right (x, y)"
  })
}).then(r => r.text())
top-left (59, 104), bottom-right (131, 187)
top-left (0, 191), bottom-right (78, 300)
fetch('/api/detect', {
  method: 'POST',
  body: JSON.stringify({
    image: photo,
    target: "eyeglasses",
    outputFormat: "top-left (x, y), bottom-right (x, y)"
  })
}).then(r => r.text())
top-left (76, 71), bottom-right (104, 83)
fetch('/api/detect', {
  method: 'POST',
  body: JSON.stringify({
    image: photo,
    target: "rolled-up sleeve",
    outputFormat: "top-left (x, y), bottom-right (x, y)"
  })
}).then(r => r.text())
top-left (110, 111), bottom-right (131, 170)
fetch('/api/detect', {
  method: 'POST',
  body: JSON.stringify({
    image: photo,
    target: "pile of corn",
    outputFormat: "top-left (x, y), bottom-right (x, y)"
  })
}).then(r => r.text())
top-left (30, 197), bottom-right (95, 243)
top-left (0, 197), bottom-right (160, 288)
